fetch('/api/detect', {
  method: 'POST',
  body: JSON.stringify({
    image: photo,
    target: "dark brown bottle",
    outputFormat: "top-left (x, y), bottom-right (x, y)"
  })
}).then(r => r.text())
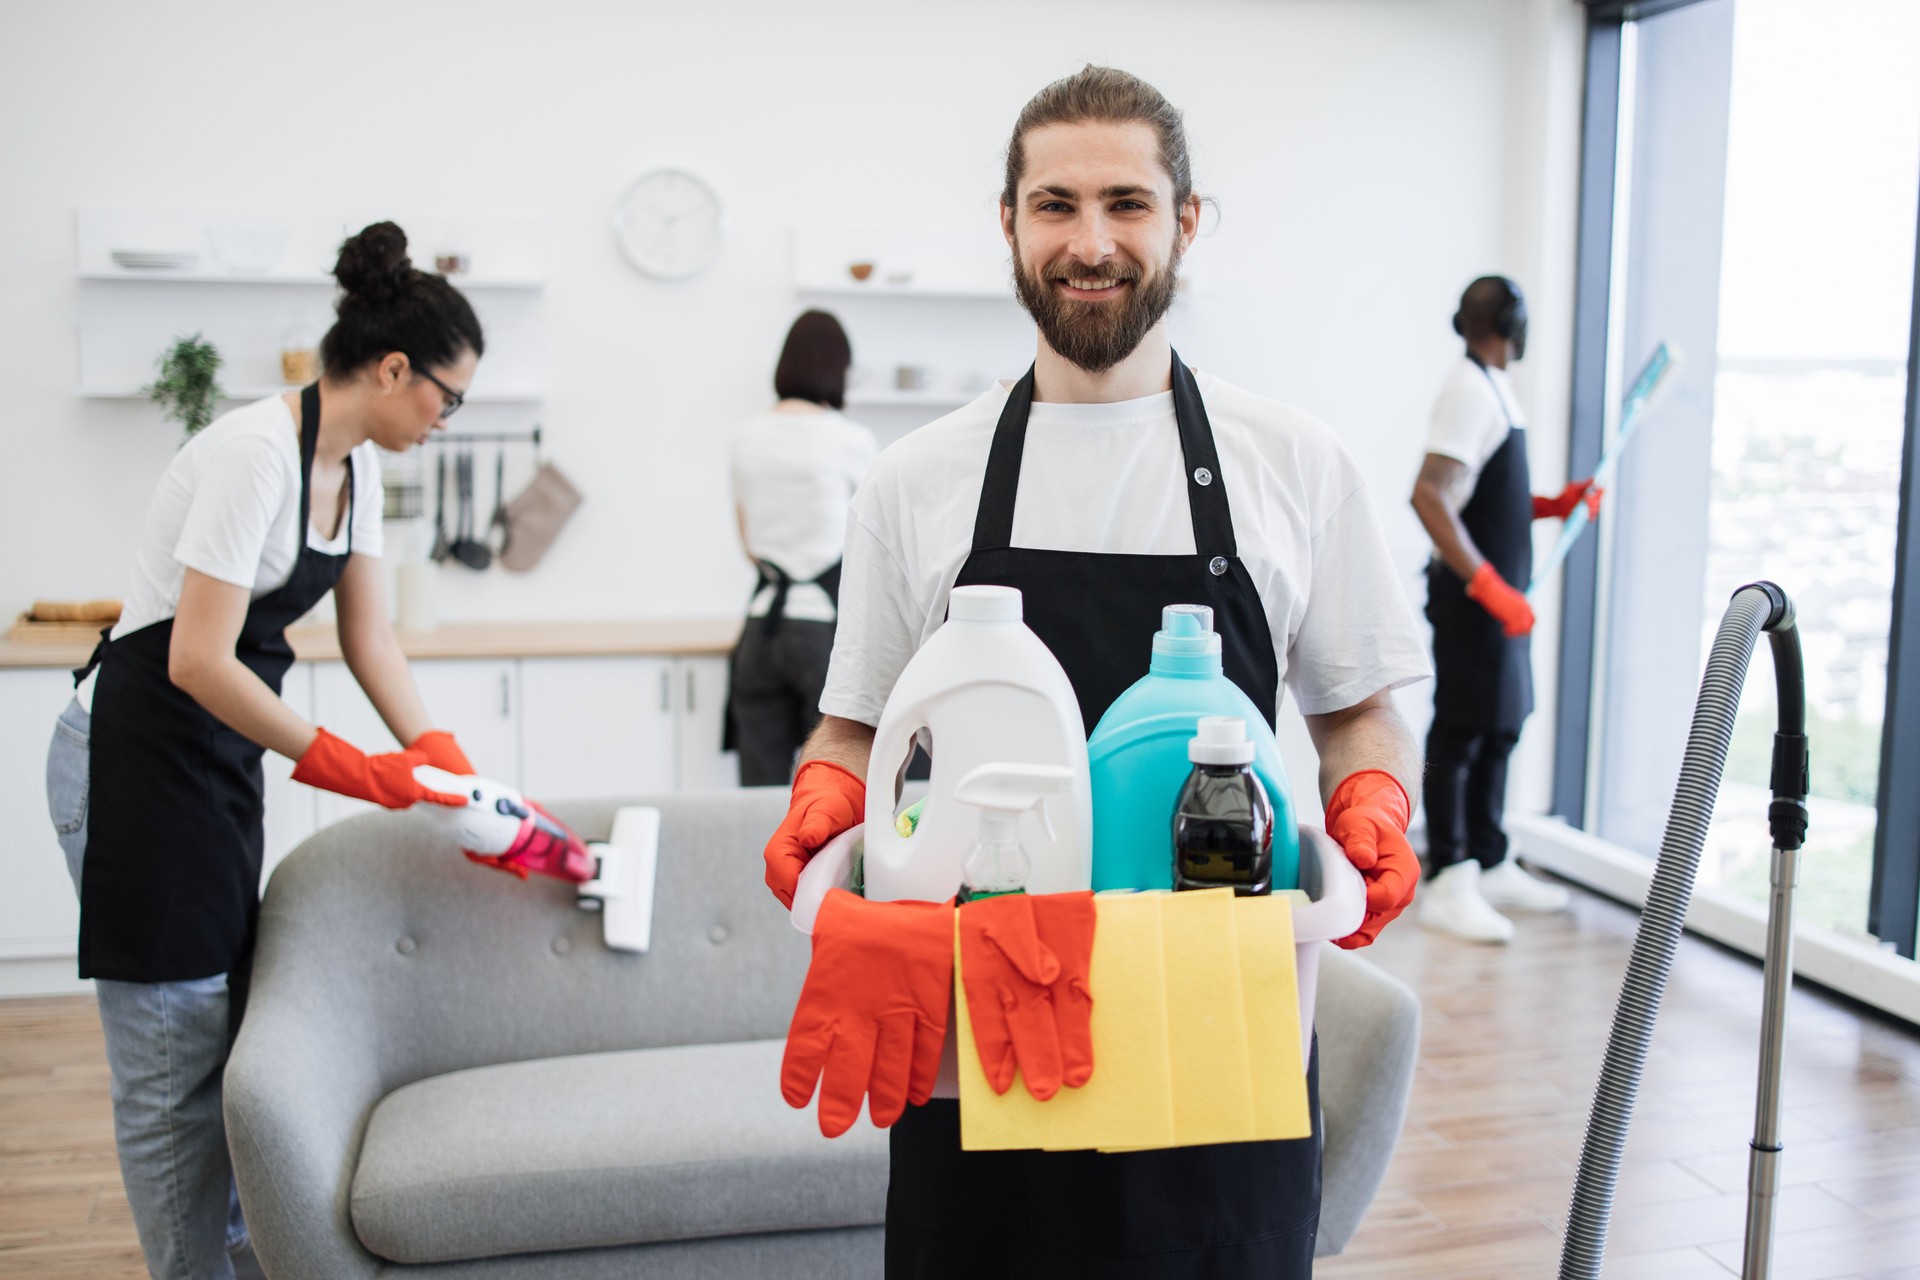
top-left (1172, 717), bottom-right (1273, 896)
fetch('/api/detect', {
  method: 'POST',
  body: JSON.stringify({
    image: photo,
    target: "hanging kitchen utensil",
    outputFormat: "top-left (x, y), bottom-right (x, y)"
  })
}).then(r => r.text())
top-left (499, 461), bottom-right (583, 572)
top-left (449, 445), bottom-right (493, 570)
top-left (487, 446), bottom-right (511, 556)
top-left (430, 449), bottom-right (451, 563)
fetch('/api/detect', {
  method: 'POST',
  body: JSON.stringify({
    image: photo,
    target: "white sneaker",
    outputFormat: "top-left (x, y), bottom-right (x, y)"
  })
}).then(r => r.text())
top-left (1417, 862), bottom-right (1515, 944)
top-left (1479, 858), bottom-right (1572, 912)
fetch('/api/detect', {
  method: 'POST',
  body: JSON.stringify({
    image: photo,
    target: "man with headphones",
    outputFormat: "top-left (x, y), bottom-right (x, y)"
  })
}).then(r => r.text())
top-left (1408, 276), bottom-right (1600, 943)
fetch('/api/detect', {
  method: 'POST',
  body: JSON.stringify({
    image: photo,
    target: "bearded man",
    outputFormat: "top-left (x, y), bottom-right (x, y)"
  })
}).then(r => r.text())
top-left (761, 65), bottom-right (1430, 1277)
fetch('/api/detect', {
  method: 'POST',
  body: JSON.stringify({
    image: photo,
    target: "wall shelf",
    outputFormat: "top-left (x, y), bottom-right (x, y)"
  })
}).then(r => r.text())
top-left (798, 282), bottom-right (1011, 302)
top-left (844, 387), bottom-right (982, 408)
top-left (79, 383), bottom-right (544, 403)
top-left (79, 270), bottom-right (544, 289)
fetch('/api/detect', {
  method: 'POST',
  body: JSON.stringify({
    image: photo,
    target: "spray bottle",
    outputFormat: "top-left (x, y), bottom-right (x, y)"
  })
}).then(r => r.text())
top-left (952, 762), bottom-right (1074, 903)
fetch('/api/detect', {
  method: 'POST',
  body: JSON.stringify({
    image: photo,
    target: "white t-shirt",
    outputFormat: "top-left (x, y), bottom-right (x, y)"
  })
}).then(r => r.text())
top-left (820, 372), bottom-right (1430, 727)
top-left (1424, 357), bottom-right (1525, 514)
top-left (729, 405), bottom-right (877, 624)
top-left (78, 395), bottom-right (383, 709)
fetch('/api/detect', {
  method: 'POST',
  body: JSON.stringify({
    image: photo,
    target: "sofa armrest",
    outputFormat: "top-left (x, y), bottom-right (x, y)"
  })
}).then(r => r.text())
top-left (225, 856), bottom-right (392, 1280)
top-left (1313, 945), bottom-right (1421, 1256)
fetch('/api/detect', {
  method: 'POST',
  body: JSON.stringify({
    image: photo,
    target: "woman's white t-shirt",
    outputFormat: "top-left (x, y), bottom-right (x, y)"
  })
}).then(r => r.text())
top-left (78, 395), bottom-right (384, 709)
top-left (729, 405), bottom-right (877, 624)
top-left (819, 372), bottom-right (1431, 727)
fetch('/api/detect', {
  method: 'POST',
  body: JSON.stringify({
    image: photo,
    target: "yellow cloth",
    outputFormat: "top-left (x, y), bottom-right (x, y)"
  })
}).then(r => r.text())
top-left (955, 889), bottom-right (1310, 1153)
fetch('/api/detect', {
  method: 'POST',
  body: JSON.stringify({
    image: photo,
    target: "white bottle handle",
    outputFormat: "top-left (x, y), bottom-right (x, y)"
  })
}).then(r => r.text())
top-left (789, 823), bottom-right (865, 935)
top-left (1290, 824), bottom-right (1367, 944)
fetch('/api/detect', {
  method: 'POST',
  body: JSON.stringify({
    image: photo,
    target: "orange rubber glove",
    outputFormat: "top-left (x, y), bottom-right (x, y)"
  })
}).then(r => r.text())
top-left (780, 889), bottom-right (955, 1137)
top-left (764, 760), bottom-right (866, 908)
top-left (1325, 770), bottom-right (1420, 950)
top-left (1532, 478), bottom-right (1604, 521)
top-left (408, 730), bottom-right (475, 777)
top-left (958, 891), bottom-right (1096, 1100)
top-left (1465, 561), bottom-right (1536, 637)
top-left (291, 728), bottom-right (468, 809)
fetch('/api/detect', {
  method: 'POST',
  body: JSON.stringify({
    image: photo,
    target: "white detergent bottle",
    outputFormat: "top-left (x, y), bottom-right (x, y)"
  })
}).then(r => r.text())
top-left (953, 763), bottom-right (1075, 903)
top-left (862, 585), bottom-right (1092, 903)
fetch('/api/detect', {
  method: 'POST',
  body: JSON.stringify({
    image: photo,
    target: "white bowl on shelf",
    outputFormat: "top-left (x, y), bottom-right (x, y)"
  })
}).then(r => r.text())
top-left (207, 223), bottom-right (288, 275)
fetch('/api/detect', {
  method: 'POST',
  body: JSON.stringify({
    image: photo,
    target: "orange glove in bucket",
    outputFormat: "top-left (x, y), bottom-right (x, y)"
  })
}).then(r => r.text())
top-left (1325, 770), bottom-right (1419, 950)
top-left (958, 891), bottom-right (1097, 1100)
top-left (764, 761), bottom-right (866, 908)
top-left (781, 889), bottom-right (955, 1137)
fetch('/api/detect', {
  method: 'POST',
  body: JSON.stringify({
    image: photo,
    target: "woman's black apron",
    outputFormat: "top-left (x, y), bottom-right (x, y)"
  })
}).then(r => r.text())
top-left (886, 355), bottom-right (1322, 1278)
top-left (1425, 358), bottom-right (1533, 734)
top-left (720, 558), bottom-right (842, 753)
top-left (78, 383), bottom-right (352, 987)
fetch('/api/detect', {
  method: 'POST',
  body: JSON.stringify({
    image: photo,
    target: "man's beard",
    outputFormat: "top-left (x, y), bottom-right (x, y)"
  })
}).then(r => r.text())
top-left (1011, 234), bottom-right (1182, 375)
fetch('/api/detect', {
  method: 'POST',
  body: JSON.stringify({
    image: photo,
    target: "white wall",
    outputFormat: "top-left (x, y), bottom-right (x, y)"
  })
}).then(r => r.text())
top-left (0, 0), bottom-right (1587, 807)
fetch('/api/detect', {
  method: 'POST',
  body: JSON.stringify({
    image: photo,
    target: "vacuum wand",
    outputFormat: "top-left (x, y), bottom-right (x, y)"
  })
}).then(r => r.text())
top-left (1558, 581), bottom-right (1807, 1280)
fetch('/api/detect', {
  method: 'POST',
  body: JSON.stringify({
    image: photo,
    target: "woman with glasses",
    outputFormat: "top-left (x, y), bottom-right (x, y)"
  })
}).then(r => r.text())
top-left (42, 221), bottom-right (485, 1280)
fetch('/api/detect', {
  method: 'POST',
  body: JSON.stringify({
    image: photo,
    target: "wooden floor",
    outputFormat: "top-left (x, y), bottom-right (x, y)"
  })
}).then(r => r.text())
top-left (1, 882), bottom-right (1916, 1277)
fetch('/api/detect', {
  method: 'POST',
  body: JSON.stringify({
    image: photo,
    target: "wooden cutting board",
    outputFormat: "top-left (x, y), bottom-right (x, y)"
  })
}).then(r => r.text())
top-left (8, 614), bottom-right (113, 645)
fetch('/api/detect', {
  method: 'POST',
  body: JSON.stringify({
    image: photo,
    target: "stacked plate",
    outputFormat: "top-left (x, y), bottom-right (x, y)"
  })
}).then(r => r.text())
top-left (110, 248), bottom-right (199, 271)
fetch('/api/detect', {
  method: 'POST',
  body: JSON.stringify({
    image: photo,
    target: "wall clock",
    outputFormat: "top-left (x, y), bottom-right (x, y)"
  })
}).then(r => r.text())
top-left (613, 168), bottom-right (723, 280)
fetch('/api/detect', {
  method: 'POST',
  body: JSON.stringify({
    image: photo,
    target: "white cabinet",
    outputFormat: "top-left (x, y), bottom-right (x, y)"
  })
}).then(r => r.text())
top-left (519, 656), bottom-right (678, 800)
top-left (0, 671), bottom-right (87, 959)
top-left (676, 655), bottom-right (740, 792)
top-left (310, 658), bottom-right (521, 830)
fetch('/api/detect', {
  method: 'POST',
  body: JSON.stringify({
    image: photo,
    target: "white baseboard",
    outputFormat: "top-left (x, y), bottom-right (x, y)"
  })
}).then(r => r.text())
top-left (0, 955), bottom-right (92, 999)
top-left (1511, 813), bottom-right (1920, 1026)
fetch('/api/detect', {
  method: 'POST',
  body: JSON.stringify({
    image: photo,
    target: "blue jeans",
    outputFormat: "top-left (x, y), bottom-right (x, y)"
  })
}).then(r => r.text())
top-left (47, 698), bottom-right (261, 1280)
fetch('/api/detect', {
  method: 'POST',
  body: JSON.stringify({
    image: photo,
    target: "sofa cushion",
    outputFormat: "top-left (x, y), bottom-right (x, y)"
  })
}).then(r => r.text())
top-left (350, 1038), bottom-right (888, 1264)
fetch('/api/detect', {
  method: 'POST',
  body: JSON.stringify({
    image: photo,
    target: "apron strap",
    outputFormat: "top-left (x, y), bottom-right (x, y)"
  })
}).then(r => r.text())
top-left (970, 352), bottom-right (1239, 558)
top-left (297, 381), bottom-right (356, 556)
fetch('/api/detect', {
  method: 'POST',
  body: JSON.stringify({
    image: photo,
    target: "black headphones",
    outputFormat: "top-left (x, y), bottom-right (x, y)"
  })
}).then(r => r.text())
top-left (1452, 275), bottom-right (1527, 357)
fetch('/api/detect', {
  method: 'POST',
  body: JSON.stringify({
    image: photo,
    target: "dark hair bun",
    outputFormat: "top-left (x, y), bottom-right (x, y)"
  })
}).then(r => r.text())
top-left (333, 221), bottom-right (414, 304)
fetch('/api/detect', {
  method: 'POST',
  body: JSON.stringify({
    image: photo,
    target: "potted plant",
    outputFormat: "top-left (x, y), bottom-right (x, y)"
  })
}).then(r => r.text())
top-left (145, 333), bottom-right (225, 437)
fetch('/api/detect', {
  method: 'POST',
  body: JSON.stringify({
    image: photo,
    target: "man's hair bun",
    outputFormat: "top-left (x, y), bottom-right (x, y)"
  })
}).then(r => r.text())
top-left (333, 221), bottom-right (414, 303)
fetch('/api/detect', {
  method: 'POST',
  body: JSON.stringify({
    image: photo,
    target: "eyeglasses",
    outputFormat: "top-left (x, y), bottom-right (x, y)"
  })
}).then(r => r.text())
top-left (415, 366), bottom-right (466, 420)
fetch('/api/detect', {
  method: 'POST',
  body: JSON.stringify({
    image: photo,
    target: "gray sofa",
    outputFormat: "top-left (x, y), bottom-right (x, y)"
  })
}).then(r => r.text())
top-left (226, 792), bottom-right (1418, 1277)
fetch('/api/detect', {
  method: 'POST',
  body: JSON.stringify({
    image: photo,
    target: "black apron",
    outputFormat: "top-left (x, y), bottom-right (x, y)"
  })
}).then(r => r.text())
top-left (886, 354), bottom-right (1321, 1278)
top-left (1426, 358), bottom-right (1533, 734)
top-left (721, 558), bottom-right (842, 752)
top-left (78, 383), bottom-right (353, 984)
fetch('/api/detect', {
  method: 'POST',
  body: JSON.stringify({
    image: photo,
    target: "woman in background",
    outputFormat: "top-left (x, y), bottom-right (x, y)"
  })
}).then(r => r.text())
top-left (727, 310), bottom-right (877, 785)
top-left (44, 222), bottom-right (483, 1280)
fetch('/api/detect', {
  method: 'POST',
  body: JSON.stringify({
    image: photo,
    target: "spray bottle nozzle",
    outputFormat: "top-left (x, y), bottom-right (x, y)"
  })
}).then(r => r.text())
top-left (952, 762), bottom-right (1074, 897)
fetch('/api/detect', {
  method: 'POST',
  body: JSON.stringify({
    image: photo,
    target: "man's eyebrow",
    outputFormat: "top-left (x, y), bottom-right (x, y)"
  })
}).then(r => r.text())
top-left (1027, 184), bottom-right (1157, 202)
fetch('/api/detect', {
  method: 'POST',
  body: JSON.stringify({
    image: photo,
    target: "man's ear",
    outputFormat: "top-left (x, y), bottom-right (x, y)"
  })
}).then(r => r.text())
top-left (1179, 193), bottom-right (1202, 250)
top-left (999, 200), bottom-right (1018, 251)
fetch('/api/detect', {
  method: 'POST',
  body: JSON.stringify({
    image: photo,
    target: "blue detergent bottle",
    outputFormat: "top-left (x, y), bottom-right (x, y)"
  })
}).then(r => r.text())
top-left (1087, 604), bottom-right (1298, 891)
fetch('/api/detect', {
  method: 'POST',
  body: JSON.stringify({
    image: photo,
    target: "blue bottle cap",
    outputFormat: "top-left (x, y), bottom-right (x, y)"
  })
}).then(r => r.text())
top-left (1150, 604), bottom-right (1223, 674)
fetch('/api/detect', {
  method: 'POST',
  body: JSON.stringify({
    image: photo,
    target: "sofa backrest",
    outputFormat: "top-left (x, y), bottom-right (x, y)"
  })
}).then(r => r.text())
top-left (252, 789), bottom-right (807, 1086)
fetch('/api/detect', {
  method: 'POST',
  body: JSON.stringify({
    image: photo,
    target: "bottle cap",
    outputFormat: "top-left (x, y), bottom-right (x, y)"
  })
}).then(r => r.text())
top-left (950, 584), bottom-right (1022, 623)
top-left (1189, 715), bottom-right (1255, 765)
top-left (1151, 603), bottom-right (1223, 664)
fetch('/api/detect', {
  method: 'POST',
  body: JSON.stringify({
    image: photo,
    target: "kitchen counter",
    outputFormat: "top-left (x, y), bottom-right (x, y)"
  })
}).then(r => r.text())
top-left (0, 618), bottom-right (742, 669)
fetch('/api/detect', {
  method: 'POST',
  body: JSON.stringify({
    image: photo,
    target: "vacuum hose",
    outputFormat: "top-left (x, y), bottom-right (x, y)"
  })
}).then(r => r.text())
top-left (1558, 581), bottom-right (1807, 1280)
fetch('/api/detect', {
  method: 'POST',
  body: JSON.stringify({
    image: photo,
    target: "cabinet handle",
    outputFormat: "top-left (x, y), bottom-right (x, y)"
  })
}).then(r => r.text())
top-left (660, 669), bottom-right (671, 713)
top-left (499, 673), bottom-right (511, 718)
top-left (686, 668), bottom-right (696, 712)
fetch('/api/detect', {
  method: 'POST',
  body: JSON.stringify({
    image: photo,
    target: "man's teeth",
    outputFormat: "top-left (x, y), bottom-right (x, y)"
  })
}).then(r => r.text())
top-left (1064, 278), bottom-right (1125, 289)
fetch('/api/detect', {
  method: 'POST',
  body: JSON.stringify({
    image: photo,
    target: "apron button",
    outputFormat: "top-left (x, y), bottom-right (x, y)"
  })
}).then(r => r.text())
top-left (395, 936), bottom-right (417, 956)
top-left (708, 924), bottom-right (730, 946)
top-left (1192, 466), bottom-right (1213, 486)
top-left (1209, 556), bottom-right (1229, 576)
top-left (551, 936), bottom-right (572, 956)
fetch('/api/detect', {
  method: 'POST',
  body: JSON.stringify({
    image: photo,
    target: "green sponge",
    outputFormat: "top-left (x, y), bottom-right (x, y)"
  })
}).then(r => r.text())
top-left (896, 797), bottom-right (927, 837)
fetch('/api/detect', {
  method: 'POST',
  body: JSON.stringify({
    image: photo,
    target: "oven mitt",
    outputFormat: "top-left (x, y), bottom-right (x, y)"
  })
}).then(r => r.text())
top-left (958, 891), bottom-right (1097, 1100)
top-left (498, 462), bottom-right (583, 572)
top-left (781, 889), bottom-right (956, 1137)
